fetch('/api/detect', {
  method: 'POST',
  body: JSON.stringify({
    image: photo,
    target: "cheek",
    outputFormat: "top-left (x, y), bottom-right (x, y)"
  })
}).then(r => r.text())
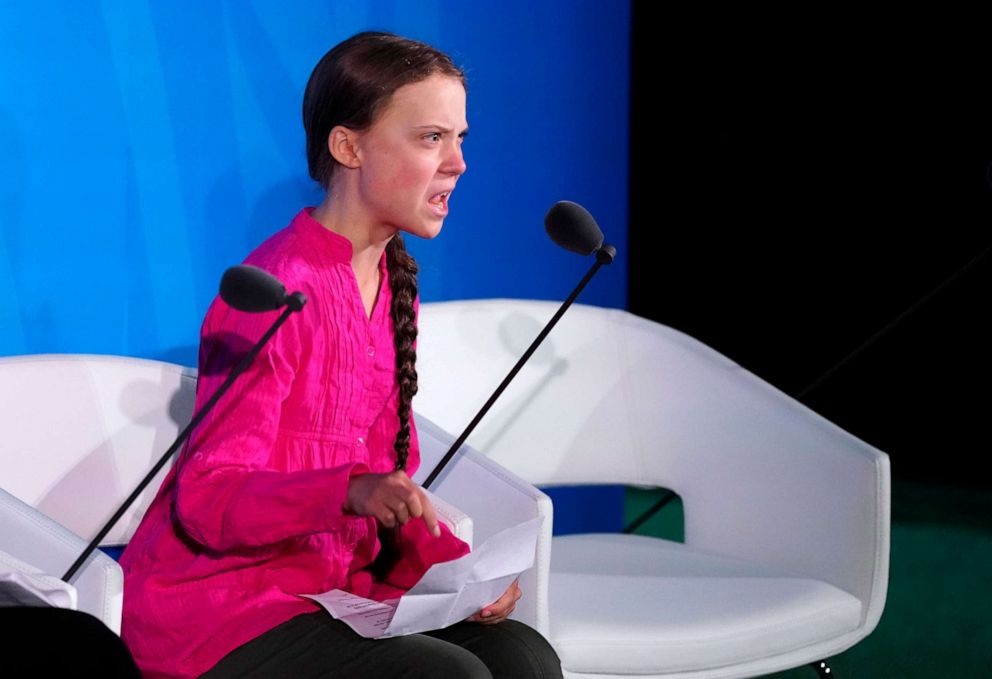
top-left (363, 161), bottom-right (411, 195)
top-left (377, 151), bottom-right (437, 192)
top-left (396, 158), bottom-right (437, 193)
top-left (360, 142), bottom-right (437, 199)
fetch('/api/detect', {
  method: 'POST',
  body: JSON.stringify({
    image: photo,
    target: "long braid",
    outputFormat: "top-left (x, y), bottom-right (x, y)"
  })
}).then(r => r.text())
top-left (386, 234), bottom-right (419, 471)
top-left (368, 234), bottom-right (418, 580)
top-left (301, 32), bottom-right (461, 580)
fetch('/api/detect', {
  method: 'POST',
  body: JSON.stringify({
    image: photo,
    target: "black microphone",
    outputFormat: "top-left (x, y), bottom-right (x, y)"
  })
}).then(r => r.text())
top-left (62, 268), bottom-right (307, 582)
top-left (221, 265), bottom-right (307, 312)
top-left (545, 200), bottom-right (616, 263)
top-left (422, 201), bottom-right (616, 489)
top-left (545, 200), bottom-right (603, 254)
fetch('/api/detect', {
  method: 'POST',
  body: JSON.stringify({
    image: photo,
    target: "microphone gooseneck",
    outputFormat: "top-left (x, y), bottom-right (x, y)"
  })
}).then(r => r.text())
top-left (422, 200), bottom-right (616, 489)
top-left (62, 268), bottom-right (307, 583)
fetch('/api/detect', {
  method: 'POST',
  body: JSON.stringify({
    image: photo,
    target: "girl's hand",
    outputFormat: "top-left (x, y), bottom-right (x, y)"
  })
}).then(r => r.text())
top-left (468, 578), bottom-right (521, 624)
top-left (344, 470), bottom-right (441, 537)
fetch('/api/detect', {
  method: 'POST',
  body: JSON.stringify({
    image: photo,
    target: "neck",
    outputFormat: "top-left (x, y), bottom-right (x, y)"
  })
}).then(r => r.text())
top-left (311, 189), bottom-right (394, 280)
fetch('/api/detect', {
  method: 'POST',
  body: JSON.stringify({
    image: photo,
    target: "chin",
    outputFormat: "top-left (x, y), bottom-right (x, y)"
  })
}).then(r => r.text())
top-left (402, 220), bottom-right (445, 240)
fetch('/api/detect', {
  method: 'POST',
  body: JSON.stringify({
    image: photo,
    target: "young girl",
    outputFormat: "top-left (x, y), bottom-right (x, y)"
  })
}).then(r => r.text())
top-left (120, 31), bottom-right (562, 679)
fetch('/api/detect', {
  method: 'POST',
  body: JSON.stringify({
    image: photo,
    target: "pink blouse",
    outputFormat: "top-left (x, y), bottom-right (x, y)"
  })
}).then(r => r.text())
top-left (120, 208), bottom-right (469, 678)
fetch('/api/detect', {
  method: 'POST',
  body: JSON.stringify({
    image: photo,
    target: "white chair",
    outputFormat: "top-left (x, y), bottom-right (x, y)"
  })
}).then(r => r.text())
top-left (0, 354), bottom-right (196, 632)
top-left (0, 354), bottom-right (552, 637)
top-left (416, 299), bottom-right (890, 678)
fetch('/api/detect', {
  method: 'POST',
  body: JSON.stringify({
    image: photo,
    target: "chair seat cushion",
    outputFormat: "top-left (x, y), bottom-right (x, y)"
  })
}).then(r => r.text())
top-left (549, 534), bottom-right (862, 675)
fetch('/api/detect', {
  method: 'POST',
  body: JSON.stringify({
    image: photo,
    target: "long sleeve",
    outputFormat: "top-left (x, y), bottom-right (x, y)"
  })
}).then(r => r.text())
top-left (124, 209), bottom-right (441, 679)
top-left (173, 295), bottom-right (364, 552)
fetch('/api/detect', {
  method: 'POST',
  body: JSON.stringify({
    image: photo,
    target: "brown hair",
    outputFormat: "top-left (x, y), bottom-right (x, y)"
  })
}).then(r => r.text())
top-left (303, 32), bottom-right (464, 471)
top-left (303, 31), bottom-right (465, 189)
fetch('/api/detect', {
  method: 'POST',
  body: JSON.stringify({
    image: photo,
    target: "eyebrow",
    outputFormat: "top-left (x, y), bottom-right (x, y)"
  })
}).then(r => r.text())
top-left (412, 125), bottom-right (470, 135)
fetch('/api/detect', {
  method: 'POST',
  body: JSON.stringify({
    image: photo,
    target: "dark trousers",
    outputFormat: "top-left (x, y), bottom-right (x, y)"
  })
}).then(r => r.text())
top-left (201, 611), bottom-right (563, 679)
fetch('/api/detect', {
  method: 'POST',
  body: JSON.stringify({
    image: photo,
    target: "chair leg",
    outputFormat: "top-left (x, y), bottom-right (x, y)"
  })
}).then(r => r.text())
top-left (809, 659), bottom-right (833, 677)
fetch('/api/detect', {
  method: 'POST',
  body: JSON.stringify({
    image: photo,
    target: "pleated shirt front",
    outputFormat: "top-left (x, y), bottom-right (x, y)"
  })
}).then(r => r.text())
top-left (120, 208), bottom-right (468, 678)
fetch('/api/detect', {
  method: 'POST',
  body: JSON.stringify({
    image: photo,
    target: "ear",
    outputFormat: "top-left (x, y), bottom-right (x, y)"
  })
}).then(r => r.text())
top-left (327, 125), bottom-right (362, 169)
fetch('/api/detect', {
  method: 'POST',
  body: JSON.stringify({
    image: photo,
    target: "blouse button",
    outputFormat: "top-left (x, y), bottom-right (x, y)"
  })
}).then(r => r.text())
top-left (366, 345), bottom-right (375, 358)
top-left (357, 436), bottom-right (365, 446)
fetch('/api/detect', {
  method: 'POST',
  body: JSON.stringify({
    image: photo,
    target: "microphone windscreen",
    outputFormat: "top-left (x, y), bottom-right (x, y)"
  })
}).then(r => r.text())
top-left (544, 201), bottom-right (604, 255)
top-left (220, 265), bottom-right (289, 312)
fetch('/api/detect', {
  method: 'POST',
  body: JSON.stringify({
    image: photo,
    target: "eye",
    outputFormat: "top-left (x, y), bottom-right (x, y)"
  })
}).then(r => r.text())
top-left (424, 132), bottom-right (442, 143)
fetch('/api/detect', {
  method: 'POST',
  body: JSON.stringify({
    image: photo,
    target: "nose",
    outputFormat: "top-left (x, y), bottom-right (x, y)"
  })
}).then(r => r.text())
top-left (442, 140), bottom-right (467, 177)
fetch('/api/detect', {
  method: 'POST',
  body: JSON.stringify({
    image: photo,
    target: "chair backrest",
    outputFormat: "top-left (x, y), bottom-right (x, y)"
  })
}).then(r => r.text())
top-left (416, 299), bottom-right (743, 488)
top-left (417, 300), bottom-right (884, 490)
top-left (0, 354), bottom-right (196, 545)
top-left (415, 300), bottom-right (890, 609)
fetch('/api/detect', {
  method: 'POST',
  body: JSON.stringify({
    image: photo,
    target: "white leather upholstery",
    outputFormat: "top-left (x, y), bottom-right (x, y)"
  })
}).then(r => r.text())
top-left (416, 299), bottom-right (890, 678)
top-left (0, 354), bottom-right (193, 632)
top-left (1, 486), bottom-right (122, 631)
top-left (0, 354), bottom-right (197, 545)
top-left (0, 353), bottom-right (550, 637)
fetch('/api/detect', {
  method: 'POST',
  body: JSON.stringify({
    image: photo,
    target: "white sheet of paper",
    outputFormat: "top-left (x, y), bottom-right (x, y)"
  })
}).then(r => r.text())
top-left (1, 550), bottom-right (77, 609)
top-left (303, 517), bottom-right (541, 638)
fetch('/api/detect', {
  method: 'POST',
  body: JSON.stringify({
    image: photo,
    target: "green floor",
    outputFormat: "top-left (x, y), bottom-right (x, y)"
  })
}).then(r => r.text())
top-left (624, 480), bottom-right (992, 677)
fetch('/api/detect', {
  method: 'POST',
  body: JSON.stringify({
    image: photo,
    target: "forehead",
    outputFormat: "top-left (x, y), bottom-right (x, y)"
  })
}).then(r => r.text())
top-left (376, 74), bottom-right (467, 126)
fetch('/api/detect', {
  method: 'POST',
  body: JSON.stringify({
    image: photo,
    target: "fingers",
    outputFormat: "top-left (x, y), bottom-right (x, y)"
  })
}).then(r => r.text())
top-left (471, 599), bottom-right (515, 624)
top-left (386, 473), bottom-right (439, 537)
top-left (380, 510), bottom-right (397, 529)
top-left (470, 579), bottom-right (521, 624)
top-left (344, 471), bottom-right (441, 537)
top-left (392, 502), bottom-right (411, 526)
top-left (418, 491), bottom-right (441, 538)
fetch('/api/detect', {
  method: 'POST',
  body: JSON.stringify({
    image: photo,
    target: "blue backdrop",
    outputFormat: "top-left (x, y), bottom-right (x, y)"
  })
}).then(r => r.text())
top-left (1, 1), bottom-right (631, 533)
top-left (1, 1), bottom-right (629, 364)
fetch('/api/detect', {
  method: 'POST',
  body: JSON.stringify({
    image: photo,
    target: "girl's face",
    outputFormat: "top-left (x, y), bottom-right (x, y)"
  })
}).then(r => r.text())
top-left (352, 74), bottom-right (468, 239)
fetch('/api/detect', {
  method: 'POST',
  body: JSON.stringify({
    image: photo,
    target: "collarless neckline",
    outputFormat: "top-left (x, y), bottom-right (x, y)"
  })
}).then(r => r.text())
top-left (293, 207), bottom-right (391, 325)
top-left (294, 207), bottom-right (354, 264)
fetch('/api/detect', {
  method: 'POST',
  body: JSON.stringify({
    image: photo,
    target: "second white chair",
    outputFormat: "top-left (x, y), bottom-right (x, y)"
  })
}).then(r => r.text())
top-left (416, 299), bottom-right (890, 679)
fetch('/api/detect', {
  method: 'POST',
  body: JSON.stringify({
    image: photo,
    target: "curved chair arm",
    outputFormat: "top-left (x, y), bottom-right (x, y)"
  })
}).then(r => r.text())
top-left (0, 487), bottom-right (123, 633)
top-left (666, 367), bottom-right (891, 633)
top-left (412, 414), bottom-right (553, 638)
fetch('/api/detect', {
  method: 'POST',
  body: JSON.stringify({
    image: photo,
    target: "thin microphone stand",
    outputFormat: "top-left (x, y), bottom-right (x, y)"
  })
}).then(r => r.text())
top-left (62, 293), bottom-right (306, 582)
top-left (422, 245), bottom-right (615, 490)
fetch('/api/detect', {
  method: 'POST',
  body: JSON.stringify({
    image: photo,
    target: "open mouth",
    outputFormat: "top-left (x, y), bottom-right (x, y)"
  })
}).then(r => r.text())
top-left (429, 191), bottom-right (451, 213)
